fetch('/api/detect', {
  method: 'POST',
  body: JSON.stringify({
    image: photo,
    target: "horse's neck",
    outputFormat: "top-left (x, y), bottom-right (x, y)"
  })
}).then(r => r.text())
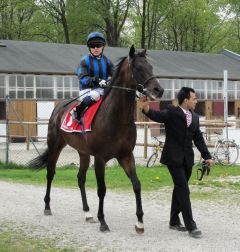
top-left (103, 87), bottom-right (136, 124)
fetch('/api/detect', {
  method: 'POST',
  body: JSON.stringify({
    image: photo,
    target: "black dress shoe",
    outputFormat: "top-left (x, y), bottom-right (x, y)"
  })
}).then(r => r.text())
top-left (189, 228), bottom-right (202, 238)
top-left (169, 224), bottom-right (187, 232)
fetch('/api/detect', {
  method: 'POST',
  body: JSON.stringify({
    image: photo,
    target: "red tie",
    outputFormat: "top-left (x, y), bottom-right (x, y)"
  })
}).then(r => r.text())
top-left (186, 111), bottom-right (191, 127)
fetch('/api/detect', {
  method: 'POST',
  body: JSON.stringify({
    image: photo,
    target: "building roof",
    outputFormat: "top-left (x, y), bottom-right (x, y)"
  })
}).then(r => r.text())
top-left (0, 39), bottom-right (240, 80)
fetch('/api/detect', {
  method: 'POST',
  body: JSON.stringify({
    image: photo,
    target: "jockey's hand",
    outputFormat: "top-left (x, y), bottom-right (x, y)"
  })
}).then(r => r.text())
top-left (99, 79), bottom-right (107, 87)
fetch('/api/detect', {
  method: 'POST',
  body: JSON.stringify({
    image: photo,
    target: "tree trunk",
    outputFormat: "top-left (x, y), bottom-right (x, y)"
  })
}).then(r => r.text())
top-left (141, 0), bottom-right (147, 49)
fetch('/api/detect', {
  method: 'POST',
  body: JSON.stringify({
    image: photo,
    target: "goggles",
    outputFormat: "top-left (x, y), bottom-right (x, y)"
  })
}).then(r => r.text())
top-left (89, 43), bottom-right (104, 49)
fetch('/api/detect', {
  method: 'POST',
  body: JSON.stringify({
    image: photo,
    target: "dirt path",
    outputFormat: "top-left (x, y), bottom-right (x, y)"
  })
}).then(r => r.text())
top-left (0, 181), bottom-right (240, 252)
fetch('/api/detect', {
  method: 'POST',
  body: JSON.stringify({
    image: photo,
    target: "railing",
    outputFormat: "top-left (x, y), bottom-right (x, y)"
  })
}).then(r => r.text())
top-left (135, 121), bottom-right (235, 158)
top-left (0, 120), bottom-right (236, 164)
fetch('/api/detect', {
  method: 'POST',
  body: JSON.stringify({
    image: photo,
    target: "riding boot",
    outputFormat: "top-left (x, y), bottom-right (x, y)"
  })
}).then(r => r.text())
top-left (72, 96), bottom-right (95, 124)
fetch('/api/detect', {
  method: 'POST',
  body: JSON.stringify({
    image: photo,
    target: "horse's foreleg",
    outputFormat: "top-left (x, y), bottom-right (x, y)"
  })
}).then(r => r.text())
top-left (77, 154), bottom-right (95, 223)
top-left (94, 157), bottom-right (109, 232)
top-left (118, 154), bottom-right (144, 234)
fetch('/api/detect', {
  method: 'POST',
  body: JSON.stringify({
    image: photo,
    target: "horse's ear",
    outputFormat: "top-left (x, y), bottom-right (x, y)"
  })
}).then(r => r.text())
top-left (129, 45), bottom-right (135, 58)
top-left (139, 48), bottom-right (147, 57)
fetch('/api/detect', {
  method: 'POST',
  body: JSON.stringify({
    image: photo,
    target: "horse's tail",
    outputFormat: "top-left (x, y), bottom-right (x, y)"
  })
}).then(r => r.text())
top-left (28, 148), bottom-right (49, 170)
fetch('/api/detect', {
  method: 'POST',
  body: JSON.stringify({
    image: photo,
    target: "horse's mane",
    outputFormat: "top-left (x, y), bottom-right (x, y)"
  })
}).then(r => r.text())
top-left (103, 56), bottom-right (127, 98)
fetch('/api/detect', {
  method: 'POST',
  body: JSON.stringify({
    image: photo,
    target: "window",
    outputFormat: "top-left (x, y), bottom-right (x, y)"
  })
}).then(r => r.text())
top-left (207, 80), bottom-right (223, 100)
top-left (56, 76), bottom-right (79, 99)
top-left (161, 79), bottom-right (173, 100)
top-left (9, 75), bottom-right (35, 99)
top-left (9, 75), bottom-right (17, 98)
top-left (193, 80), bottom-right (205, 100)
top-left (36, 76), bottom-right (53, 99)
top-left (236, 81), bottom-right (240, 99)
top-left (228, 81), bottom-right (235, 101)
top-left (26, 76), bottom-right (34, 87)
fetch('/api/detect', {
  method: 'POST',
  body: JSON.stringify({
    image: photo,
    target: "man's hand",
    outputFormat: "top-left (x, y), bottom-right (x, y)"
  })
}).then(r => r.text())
top-left (99, 79), bottom-right (107, 87)
top-left (139, 96), bottom-right (150, 113)
top-left (205, 159), bottom-right (214, 167)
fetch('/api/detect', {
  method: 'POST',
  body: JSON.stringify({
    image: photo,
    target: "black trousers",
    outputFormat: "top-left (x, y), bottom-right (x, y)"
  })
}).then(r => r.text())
top-left (167, 161), bottom-right (197, 231)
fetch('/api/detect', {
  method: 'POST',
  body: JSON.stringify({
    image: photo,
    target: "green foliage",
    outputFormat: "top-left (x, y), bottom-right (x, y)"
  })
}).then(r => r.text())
top-left (0, 0), bottom-right (239, 53)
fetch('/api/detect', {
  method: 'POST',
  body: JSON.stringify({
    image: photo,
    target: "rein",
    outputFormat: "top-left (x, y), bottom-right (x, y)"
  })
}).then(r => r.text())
top-left (105, 76), bottom-right (157, 97)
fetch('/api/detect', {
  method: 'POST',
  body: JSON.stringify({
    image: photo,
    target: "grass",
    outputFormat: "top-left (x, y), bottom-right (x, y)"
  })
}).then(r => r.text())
top-left (0, 223), bottom-right (75, 252)
top-left (1, 162), bottom-right (240, 251)
top-left (1, 162), bottom-right (240, 192)
top-left (0, 162), bottom-right (171, 191)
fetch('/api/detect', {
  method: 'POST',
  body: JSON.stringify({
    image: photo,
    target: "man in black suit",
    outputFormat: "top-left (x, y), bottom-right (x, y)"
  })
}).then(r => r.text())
top-left (140, 87), bottom-right (214, 238)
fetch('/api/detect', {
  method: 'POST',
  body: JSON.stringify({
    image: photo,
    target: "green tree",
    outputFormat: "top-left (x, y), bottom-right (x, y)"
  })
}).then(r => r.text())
top-left (0, 0), bottom-right (37, 40)
top-left (38, 0), bottom-right (70, 43)
top-left (222, 0), bottom-right (240, 53)
top-left (86, 0), bottom-right (133, 46)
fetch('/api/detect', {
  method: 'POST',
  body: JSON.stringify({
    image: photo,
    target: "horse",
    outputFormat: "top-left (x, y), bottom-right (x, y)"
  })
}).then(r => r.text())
top-left (29, 45), bottom-right (164, 234)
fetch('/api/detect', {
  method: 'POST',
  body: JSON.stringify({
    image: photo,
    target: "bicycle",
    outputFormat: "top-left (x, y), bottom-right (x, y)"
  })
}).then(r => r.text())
top-left (194, 131), bottom-right (239, 166)
top-left (146, 137), bottom-right (164, 167)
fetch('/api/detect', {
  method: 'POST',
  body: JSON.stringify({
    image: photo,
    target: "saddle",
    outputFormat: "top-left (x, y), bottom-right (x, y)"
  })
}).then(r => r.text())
top-left (61, 98), bottom-right (103, 133)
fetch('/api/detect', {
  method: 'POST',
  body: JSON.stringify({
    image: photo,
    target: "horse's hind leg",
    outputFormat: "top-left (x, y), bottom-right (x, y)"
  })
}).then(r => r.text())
top-left (44, 143), bottom-right (66, 215)
top-left (94, 156), bottom-right (109, 232)
top-left (118, 153), bottom-right (144, 234)
top-left (77, 153), bottom-right (95, 223)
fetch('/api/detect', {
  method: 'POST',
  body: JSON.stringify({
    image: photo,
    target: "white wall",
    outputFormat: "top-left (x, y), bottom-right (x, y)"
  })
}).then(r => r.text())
top-left (0, 122), bottom-right (6, 143)
top-left (37, 101), bottom-right (55, 138)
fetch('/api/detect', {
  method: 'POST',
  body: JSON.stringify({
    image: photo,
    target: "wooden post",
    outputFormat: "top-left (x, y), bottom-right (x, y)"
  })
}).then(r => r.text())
top-left (136, 101), bottom-right (145, 122)
top-left (26, 124), bottom-right (30, 150)
top-left (205, 100), bottom-right (213, 139)
top-left (172, 99), bottom-right (178, 106)
top-left (234, 100), bottom-right (240, 128)
top-left (205, 100), bottom-right (212, 120)
top-left (144, 123), bottom-right (148, 159)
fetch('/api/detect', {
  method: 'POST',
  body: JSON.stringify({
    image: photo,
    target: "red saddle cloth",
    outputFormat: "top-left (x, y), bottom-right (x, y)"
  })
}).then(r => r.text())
top-left (61, 97), bottom-right (103, 133)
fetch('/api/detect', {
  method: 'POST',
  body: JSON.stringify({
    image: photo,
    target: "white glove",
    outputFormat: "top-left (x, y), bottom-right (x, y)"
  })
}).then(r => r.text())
top-left (99, 79), bottom-right (107, 87)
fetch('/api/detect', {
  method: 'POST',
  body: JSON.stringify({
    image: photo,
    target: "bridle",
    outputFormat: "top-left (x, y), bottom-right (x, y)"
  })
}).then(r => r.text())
top-left (105, 56), bottom-right (158, 97)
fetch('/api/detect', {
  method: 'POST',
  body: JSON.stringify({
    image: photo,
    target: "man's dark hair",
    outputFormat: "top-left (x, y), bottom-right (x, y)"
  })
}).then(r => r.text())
top-left (177, 87), bottom-right (195, 105)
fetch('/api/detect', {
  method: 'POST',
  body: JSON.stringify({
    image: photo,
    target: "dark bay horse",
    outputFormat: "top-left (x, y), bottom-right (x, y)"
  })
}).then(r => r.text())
top-left (29, 45), bottom-right (164, 233)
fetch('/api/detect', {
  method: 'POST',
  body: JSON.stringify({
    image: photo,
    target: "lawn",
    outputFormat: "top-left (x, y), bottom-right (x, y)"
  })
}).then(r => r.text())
top-left (0, 162), bottom-right (240, 192)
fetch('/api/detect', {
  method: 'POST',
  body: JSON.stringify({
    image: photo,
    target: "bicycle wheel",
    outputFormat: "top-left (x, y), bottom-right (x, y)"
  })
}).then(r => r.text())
top-left (146, 153), bottom-right (158, 167)
top-left (215, 140), bottom-right (239, 166)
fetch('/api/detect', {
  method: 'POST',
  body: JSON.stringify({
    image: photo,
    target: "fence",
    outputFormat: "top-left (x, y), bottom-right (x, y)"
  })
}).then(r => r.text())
top-left (0, 118), bottom-right (237, 167)
top-left (0, 95), bottom-right (239, 166)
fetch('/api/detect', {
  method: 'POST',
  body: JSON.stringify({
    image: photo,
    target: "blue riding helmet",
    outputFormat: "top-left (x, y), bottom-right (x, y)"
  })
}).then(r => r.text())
top-left (87, 32), bottom-right (106, 46)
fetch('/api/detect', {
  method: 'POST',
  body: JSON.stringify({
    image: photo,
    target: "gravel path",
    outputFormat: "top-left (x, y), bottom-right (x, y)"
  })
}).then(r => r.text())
top-left (0, 181), bottom-right (240, 252)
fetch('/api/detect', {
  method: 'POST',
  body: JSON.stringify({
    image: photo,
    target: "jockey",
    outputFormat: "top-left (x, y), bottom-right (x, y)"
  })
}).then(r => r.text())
top-left (73, 31), bottom-right (114, 123)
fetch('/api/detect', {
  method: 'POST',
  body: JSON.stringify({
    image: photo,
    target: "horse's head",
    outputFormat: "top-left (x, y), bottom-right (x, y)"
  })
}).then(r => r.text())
top-left (129, 45), bottom-right (164, 100)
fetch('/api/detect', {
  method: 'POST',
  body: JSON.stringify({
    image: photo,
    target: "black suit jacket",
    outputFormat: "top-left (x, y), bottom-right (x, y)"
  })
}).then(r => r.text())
top-left (144, 105), bottom-right (211, 168)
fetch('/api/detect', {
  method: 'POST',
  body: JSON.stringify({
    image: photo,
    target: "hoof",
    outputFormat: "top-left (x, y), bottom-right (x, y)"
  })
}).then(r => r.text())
top-left (44, 209), bottom-right (52, 215)
top-left (85, 217), bottom-right (97, 223)
top-left (135, 222), bottom-right (144, 234)
top-left (100, 224), bottom-right (110, 232)
top-left (84, 212), bottom-right (96, 223)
